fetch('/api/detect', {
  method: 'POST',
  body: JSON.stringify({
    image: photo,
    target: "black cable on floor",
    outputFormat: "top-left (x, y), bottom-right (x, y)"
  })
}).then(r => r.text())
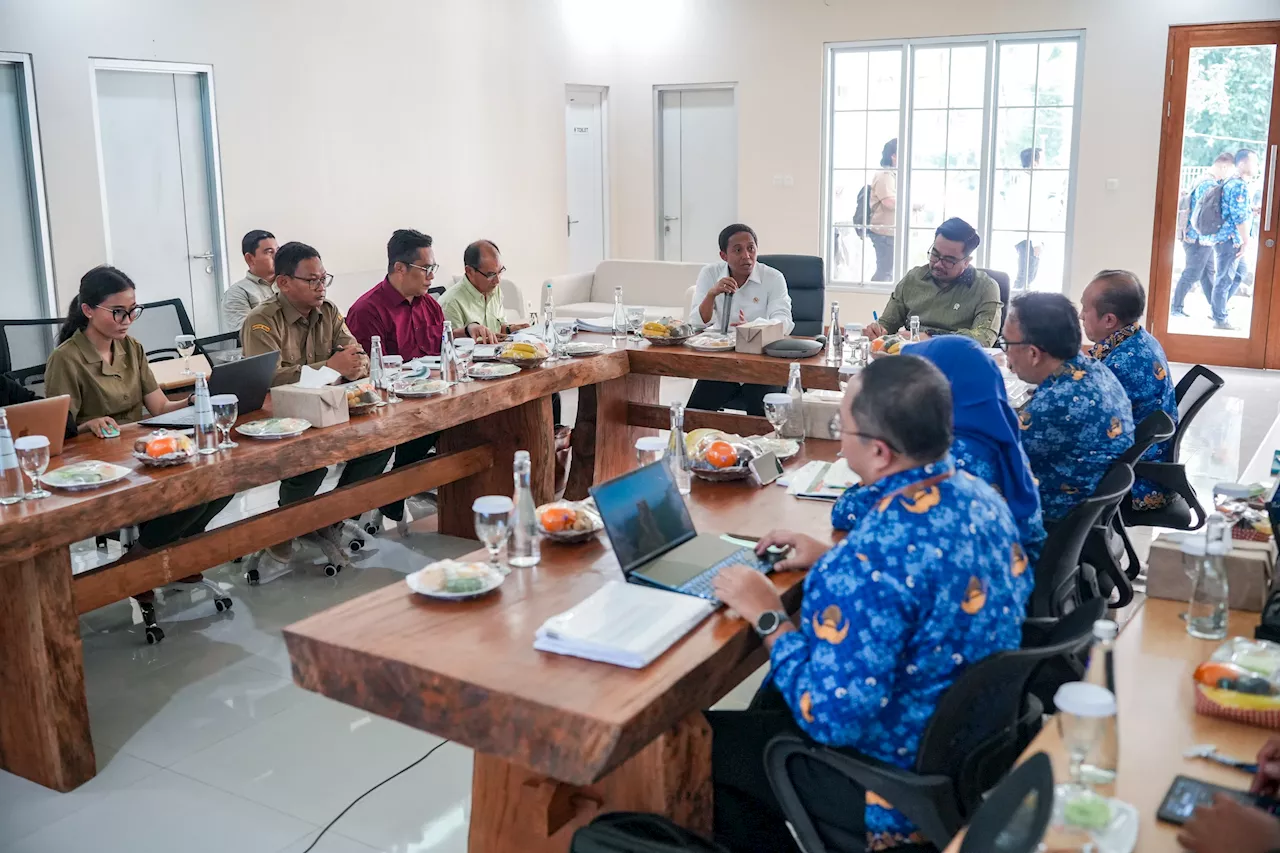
top-left (301, 738), bottom-right (452, 853)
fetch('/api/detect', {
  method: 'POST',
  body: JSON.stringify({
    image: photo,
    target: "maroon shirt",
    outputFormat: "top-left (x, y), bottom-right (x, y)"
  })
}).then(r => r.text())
top-left (345, 278), bottom-right (445, 360)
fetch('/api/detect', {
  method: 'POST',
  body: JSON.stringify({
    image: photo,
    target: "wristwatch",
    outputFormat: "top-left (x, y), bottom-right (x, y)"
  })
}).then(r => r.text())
top-left (754, 610), bottom-right (788, 638)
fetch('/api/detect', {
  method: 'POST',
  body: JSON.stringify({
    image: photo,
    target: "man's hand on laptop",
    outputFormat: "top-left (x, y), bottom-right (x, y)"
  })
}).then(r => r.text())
top-left (755, 530), bottom-right (825, 573)
top-left (713, 563), bottom-right (785, 627)
top-left (82, 416), bottom-right (120, 439)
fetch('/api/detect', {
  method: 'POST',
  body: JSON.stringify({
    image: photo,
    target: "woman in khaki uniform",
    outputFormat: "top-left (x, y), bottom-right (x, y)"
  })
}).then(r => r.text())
top-left (45, 266), bottom-right (235, 642)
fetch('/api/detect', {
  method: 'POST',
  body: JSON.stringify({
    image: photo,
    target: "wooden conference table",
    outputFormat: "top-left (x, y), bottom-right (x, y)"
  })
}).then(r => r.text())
top-left (0, 334), bottom-right (841, 795)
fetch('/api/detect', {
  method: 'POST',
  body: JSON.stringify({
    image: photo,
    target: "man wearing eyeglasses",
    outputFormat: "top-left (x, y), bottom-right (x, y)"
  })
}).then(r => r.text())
top-left (439, 240), bottom-right (520, 345)
top-left (863, 217), bottom-right (1003, 347)
top-left (1000, 292), bottom-right (1133, 524)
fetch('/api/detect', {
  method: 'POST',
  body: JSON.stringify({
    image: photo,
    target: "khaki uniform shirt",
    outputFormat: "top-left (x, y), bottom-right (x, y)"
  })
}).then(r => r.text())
top-left (44, 331), bottom-right (159, 426)
top-left (241, 295), bottom-right (362, 386)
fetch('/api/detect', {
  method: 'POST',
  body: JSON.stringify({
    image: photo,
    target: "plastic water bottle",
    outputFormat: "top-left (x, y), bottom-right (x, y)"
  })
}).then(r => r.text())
top-left (542, 282), bottom-right (555, 334)
top-left (611, 286), bottom-right (627, 346)
top-left (368, 335), bottom-right (387, 405)
top-left (908, 314), bottom-right (921, 342)
top-left (778, 362), bottom-right (806, 441)
top-left (194, 372), bottom-right (218, 455)
top-left (439, 321), bottom-right (456, 383)
top-left (666, 401), bottom-right (692, 496)
top-left (0, 408), bottom-right (25, 505)
top-left (1084, 619), bottom-right (1118, 697)
top-left (508, 450), bottom-right (540, 568)
top-left (827, 302), bottom-right (842, 364)
top-left (1186, 513), bottom-right (1232, 640)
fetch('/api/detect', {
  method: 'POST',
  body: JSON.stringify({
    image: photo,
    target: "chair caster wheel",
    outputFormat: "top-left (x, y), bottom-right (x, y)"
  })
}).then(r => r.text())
top-left (245, 569), bottom-right (260, 586)
top-left (363, 522), bottom-right (379, 536)
top-left (145, 625), bottom-right (165, 645)
top-left (349, 538), bottom-right (364, 553)
top-left (214, 597), bottom-right (233, 612)
top-left (324, 563), bottom-right (341, 577)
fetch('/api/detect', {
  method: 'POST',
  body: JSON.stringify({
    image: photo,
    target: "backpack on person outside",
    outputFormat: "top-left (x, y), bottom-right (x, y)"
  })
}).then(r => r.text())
top-left (852, 184), bottom-right (873, 238)
top-left (1191, 180), bottom-right (1225, 236)
top-left (570, 812), bottom-right (730, 853)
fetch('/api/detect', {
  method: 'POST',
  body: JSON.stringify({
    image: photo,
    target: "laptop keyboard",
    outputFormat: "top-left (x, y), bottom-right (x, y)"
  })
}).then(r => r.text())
top-left (143, 407), bottom-right (197, 427)
top-left (679, 547), bottom-right (772, 603)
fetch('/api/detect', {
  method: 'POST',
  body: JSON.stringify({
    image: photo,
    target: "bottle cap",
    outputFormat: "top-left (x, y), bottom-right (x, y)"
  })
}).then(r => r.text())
top-left (472, 495), bottom-right (514, 514)
top-left (1092, 619), bottom-right (1117, 640)
top-left (1054, 682), bottom-right (1116, 718)
top-left (635, 436), bottom-right (666, 452)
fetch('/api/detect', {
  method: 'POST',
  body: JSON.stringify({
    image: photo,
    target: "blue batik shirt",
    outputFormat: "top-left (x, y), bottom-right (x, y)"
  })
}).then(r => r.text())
top-left (1088, 325), bottom-right (1179, 510)
top-left (1018, 355), bottom-right (1135, 523)
top-left (777, 455), bottom-right (1029, 847)
top-left (1185, 177), bottom-right (1251, 245)
top-left (833, 436), bottom-right (1047, 568)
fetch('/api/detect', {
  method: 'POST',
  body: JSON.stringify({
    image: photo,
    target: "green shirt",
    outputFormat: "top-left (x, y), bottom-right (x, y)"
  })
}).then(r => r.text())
top-left (45, 331), bottom-right (159, 425)
top-left (439, 278), bottom-right (505, 335)
top-left (878, 265), bottom-right (1003, 347)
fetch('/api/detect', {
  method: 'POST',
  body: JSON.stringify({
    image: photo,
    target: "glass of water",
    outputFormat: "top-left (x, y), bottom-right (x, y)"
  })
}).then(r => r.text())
top-left (636, 436), bottom-right (666, 468)
top-left (382, 355), bottom-right (404, 402)
top-left (14, 435), bottom-right (50, 499)
top-left (554, 320), bottom-right (577, 354)
top-left (626, 307), bottom-right (646, 342)
top-left (473, 495), bottom-right (514, 574)
top-left (1053, 682), bottom-right (1117, 807)
top-left (762, 393), bottom-right (793, 439)
top-left (454, 338), bottom-right (476, 382)
top-left (176, 334), bottom-right (197, 375)
top-left (209, 394), bottom-right (239, 449)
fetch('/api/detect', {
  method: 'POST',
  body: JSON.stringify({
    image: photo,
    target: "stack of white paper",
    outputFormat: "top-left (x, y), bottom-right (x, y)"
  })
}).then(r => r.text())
top-left (534, 581), bottom-right (716, 669)
top-left (787, 458), bottom-right (859, 501)
top-left (574, 317), bottom-right (615, 334)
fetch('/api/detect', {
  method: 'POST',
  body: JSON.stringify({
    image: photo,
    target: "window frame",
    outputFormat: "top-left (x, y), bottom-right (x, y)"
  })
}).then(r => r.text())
top-left (820, 30), bottom-right (1086, 295)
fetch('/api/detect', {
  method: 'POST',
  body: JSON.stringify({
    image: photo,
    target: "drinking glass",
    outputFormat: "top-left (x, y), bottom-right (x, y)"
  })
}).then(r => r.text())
top-left (1053, 682), bottom-right (1116, 810)
top-left (175, 334), bottom-right (197, 375)
top-left (554, 320), bottom-right (577, 355)
top-left (382, 355), bottom-right (404, 402)
top-left (473, 495), bottom-right (514, 574)
top-left (14, 435), bottom-right (50, 499)
top-left (636, 436), bottom-right (666, 468)
top-left (209, 394), bottom-right (239, 449)
top-left (626, 307), bottom-right (646, 341)
top-left (762, 393), bottom-right (792, 439)
top-left (454, 339), bottom-right (475, 382)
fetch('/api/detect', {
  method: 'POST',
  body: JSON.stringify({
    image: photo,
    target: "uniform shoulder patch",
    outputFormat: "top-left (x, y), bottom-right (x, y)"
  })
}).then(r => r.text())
top-left (250, 323), bottom-right (271, 333)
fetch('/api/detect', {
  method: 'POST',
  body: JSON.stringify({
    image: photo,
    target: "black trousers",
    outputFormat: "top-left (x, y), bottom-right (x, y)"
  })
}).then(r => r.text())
top-left (279, 448), bottom-right (396, 509)
top-left (379, 432), bottom-right (439, 522)
top-left (706, 685), bottom-right (868, 853)
top-left (687, 380), bottom-right (786, 418)
top-left (137, 496), bottom-right (236, 550)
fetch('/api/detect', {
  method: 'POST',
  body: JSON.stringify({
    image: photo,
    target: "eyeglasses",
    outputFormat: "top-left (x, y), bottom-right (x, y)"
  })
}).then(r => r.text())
top-left (927, 247), bottom-right (969, 268)
top-left (288, 273), bottom-right (334, 291)
top-left (995, 335), bottom-right (1035, 352)
top-left (93, 304), bottom-right (144, 324)
top-left (406, 262), bottom-right (441, 276)
top-left (828, 411), bottom-right (902, 454)
top-left (468, 265), bottom-right (506, 281)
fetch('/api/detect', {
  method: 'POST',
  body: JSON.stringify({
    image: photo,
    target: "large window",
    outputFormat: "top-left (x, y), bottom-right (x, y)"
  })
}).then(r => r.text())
top-left (0, 53), bottom-right (55, 319)
top-left (824, 33), bottom-right (1082, 292)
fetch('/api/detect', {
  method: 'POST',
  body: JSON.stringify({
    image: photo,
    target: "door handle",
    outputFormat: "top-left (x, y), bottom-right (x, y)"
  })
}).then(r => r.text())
top-left (567, 215), bottom-right (580, 236)
top-left (190, 252), bottom-right (215, 260)
top-left (663, 216), bottom-right (680, 221)
top-left (1264, 144), bottom-right (1277, 233)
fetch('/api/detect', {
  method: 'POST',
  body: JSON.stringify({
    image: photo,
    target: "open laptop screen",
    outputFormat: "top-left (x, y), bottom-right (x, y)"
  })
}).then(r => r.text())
top-left (590, 462), bottom-right (697, 574)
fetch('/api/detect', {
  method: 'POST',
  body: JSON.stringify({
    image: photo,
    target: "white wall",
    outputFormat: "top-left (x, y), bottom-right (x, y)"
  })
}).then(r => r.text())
top-left (2, 0), bottom-right (1277, 321)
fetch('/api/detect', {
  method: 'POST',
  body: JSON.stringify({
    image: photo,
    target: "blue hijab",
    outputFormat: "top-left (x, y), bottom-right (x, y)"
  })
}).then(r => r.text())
top-left (909, 336), bottom-right (1041, 526)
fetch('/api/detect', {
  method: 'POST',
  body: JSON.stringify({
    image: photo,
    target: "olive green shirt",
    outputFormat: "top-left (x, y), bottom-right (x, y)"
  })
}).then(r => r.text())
top-left (241, 295), bottom-right (362, 386)
top-left (878, 265), bottom-right (1003, 347)
top-left (44, 331), bottom-right (159, 426)
top-left (439, 277), bottom-right (505, 335)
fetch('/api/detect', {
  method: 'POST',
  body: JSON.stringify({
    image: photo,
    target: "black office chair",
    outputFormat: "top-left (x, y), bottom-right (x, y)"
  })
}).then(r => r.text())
top-left (128, 298), bottom-right (199, 361)
top-left (763, 614), bottom-right (1098, 852)
top-left (955, 752), bottom-right (1055, 853)
top-left (978, 268), bottom-right (1011, 336)
top-left (0, 317), bottom-right (64, 391)
top-left (1021, 597), bottom-right (1108, 719)
top-left (759, 254), bottom-right (825, 337)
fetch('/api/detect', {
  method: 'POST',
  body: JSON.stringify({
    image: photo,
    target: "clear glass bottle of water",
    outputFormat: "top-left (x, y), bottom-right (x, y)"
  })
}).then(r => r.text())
top-left (0, 408), bottom-right (25, 505)
top-left (827, 302), bottom-right (842, 364)
top-left (1084, 619), bottom-right (1118, 696)
top-left (1055, 682), bottom-right (1119, 801)
top-left (779, 362), bottom-right (806, 441)
top-left (611, 286), bottom-right (627, 346)
top-left (439, 320), bottom-right (456, 383)
top-left (508, 450), bottom-right (540, 568)
top-left (368, 335), bottom-right (386, 404)
top-left (542, 282), bottom-right (555, 329)
top-left (666, 401), bottom-right (692, 496)
top-left (1187, 513), bottom-right (1232, 640)
top-left (908, 315), bottom-right (921, 342)
top-left (193, 372), bottom-right (219, 455)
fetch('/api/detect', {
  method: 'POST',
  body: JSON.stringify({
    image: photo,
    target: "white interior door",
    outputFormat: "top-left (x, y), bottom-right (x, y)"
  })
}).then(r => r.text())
top-left (95, 68), bottom-right (221, 335)
top-left (565, 88), bottom-right (606, 273)
top-left (658, 87), bottom-right (738, 262)
top-left (0, 61), bottom-right (48, 321)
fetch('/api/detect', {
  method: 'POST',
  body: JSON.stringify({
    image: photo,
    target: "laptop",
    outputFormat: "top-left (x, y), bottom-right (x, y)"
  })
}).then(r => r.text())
top-left (140, 351), bottom-right (280, 428)
top-left (590, 461), bottom-right (772, 602)
top-left (6, 395), bottom-right (72, 456)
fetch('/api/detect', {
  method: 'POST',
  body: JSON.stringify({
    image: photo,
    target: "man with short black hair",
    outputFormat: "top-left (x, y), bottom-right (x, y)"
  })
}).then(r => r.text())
top-left (223, 230), bottom-right (278, 332)
top-left (707, 355), bottom-right (1029, 852)
top-left (1003, 292), bottom-right (1133, 523)
top-left (864, 217), bottom-right (1003, 346)
top-left (686, 224), bottom-right (793, 415)
top-left (440, 240), bottom-right (520, 344)
top-left (1081, 270), bottom-right (1178, 510)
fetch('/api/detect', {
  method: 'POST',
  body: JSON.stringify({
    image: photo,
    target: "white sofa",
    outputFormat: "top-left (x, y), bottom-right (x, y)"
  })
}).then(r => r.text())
top-left (544, 259), bottom-right (705, 322)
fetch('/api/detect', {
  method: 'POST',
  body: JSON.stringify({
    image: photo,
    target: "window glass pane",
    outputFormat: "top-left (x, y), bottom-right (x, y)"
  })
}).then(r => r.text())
top-left (0, 62), bottom-right (47, 321)
top-left (998, 43), bottom-right (1038, 107)
top-left (911, 111), bottom-right (948, 168)
top-left (908, 227), bottom-right (936, 269)
top-left (909, 170), bottom-right (945, 229)
top-left (833, 51), bottom-right (869, 111)
top-left (913, 48), bottom-right (950, 109)
top-left (833, 225), bottom-right (871, 283)
top-left (992, 169), bottom-right (1032, 231)
top-left (1029, 170), bottom-right (1069, 231)
top-left (988, 231), bottom-right (1027, 288)
top-left (1037, 41), bottom-right (1077, 107)
top-left (947, 109), bottom-right (983, 168)
top-left (944, 170), bottom-right (981, 225)
top-left (1028, 231), bottom-right (1065, 293)
top-left (867, 50), bottom-right (902, 110)
top-left (995, 107), bottom-right (1036, 168)
top-left (832, 112), bottom-right (868, 169)
top-left (866, 112), bottom-right (900, 169)
top-left (1035, 107), bottom-right (1074, 169)
top-left (832, 169), bottom-right (868, 224)
top-left (949, 46), bottom-right (987, 108)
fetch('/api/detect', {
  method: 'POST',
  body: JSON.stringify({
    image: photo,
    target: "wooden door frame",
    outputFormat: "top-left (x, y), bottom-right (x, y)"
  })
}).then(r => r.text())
top-left (1147, 22), bottom-right (1280, 369)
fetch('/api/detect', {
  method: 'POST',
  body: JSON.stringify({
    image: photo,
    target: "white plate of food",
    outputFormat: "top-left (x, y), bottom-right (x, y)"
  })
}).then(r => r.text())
top-left (536, 500), bottom-right (604, 543)
top-left (44, 460), bottom-right (133, 491)
top-left (469, 362), bottom-right (521, 380)
top-left (405, 560), bottom-right (506, 600)
top-left (235, 417), bottom-right (312, 439)
top-left (395, 377), bottom-right (453, 398)
top-left (686, 333), bottom-right (735, 352)
top-left (561, 342), bottom-right (607, 357)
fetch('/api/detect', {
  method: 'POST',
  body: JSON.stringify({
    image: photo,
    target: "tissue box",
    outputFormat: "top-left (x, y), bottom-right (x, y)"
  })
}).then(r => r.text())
top-left (1146, 533), bottom-right (1277, 612)
top-left (269, 383), bottom-right (349, 428)
top-left (803, 390), bottom-right (842, 440)
top-left (735, 321), bottom-right (785, 355)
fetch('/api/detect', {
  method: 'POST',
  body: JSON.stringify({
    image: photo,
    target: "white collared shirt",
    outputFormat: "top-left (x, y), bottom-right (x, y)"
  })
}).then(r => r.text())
top-left (690, 261), bottom-right (794, 334)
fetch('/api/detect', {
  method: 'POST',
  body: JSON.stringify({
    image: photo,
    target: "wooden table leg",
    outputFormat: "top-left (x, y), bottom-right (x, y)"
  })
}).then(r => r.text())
top-left (468, 711), bottom-right (712, 853)
top-left (565, 374), bottom-right (660, 501)
top-left (0, 546), bottom-right (95, 791)
top-left (438, 396), bottom-right (555, 538)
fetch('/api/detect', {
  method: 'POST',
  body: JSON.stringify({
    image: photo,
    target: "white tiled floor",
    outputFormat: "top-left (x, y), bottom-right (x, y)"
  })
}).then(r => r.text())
top-left (1, 371), bottom-right (1276, 852)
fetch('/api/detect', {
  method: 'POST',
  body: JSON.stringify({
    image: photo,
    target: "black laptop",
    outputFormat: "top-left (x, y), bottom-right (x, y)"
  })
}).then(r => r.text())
top-left (140, 351), bottom-right (280, 427)
top-left (590, 462), bottom-right (772, 602)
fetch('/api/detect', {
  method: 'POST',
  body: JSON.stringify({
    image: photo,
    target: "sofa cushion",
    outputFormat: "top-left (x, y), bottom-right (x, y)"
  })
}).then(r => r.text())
top-left (590, 260), bottom-right (704, 311)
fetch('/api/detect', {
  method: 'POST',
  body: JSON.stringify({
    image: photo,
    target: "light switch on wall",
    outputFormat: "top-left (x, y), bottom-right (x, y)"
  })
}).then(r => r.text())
top-left (1105, 178), bottom-right (1120, 191)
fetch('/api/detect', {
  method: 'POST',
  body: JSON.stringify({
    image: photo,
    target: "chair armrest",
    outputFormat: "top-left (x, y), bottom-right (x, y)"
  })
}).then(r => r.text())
top-left (1021, 618), bottom-right (1058, 647)
top-left (1133, 461), bottom-right (1206, 529)
top-left (765, 734), bottom-right (964, 850)
top-left (196, 331), bottom-right (241, 351)
top-left (545, 272), bottom-right (594, 307)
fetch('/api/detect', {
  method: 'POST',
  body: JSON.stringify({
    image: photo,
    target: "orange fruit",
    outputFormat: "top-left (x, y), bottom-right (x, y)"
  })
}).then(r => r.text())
top-left (540, 506), bottom-right (576, 532)
top-left (870, 337), bottom-right (886, 352)
top-left (704, 440), bottom-right (738, 469)
top-left (146, 436), bottom-right (179, 458)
